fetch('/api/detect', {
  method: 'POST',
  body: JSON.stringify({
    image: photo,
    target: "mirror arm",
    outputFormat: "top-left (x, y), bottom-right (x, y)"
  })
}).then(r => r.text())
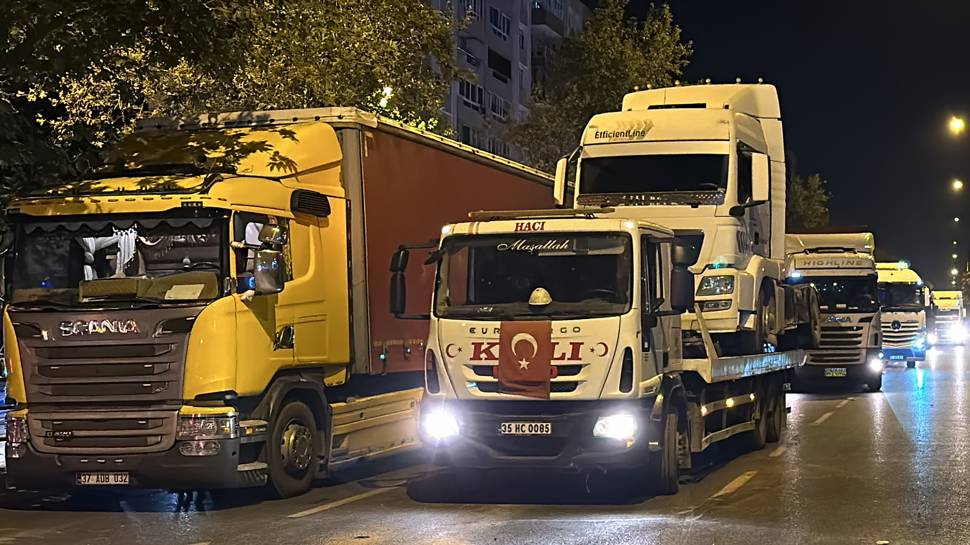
top-left (729, 199), bottom-right (768, 217)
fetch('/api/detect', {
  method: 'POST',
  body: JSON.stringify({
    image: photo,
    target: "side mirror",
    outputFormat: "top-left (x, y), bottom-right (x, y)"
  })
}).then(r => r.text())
top-left (258, 224), bottom-right (286, 247)
top-left (752, 152), bottom-right (770, 202)
top-left (390, 272), bottom-right (406, 316)
top-left (553, 157), bottom-right (568, 207)
top-left (670, 268), bottom-right (695, 313)
top-left (253, 249), bottom-right (286, 295)
top-left (390, 248), bottom-right (410, 273)
top-left (672, 238), bottom-right (700, 268)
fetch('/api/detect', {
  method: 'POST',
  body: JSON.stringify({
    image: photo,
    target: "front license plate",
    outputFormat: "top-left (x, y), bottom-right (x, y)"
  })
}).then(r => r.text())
top-left (824, 367), bottom-right (848, 378)
top-left (890, 355), bottom-right (905, 360)
top-left (499, 422), bottom-right (552, 436)
top-left (76, 472), bottom-right (130, 486)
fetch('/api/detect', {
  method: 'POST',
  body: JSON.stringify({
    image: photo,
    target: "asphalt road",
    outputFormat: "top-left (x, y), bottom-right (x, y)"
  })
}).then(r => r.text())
top-left (3, 347), bottom-right (970, 545)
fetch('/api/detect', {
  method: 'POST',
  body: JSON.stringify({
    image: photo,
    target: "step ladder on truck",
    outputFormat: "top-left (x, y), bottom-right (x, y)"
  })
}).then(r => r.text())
top-left (391, 208), bottom-right (807, 493)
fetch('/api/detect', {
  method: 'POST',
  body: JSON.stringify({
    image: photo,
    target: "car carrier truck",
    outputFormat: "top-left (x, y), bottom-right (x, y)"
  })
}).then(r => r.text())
top-left (877, 262), bottom-right (928, 368)
top-left (553, 83), bottom-right (819, 358)
top-left (785, 232), bottom-right (883, 390)
top-left (392, 208), bottom-right (806, 494)
top-left (930, 290), bottom-right (966, 345)
top-left (1, 108), bottom-right (554, 497)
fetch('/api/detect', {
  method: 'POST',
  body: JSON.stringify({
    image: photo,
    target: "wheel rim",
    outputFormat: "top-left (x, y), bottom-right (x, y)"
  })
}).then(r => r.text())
top-left (280, 419), bottom-right (314, 476)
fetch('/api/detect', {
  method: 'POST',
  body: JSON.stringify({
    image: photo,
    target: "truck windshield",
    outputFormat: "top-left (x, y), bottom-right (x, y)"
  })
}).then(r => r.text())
top-left (877, 283), bottom-right (924, 310)
top-left (435, 233), bottom-right (632, 320)
top-left (579, 154), bottom-right (728, 203)
top-left (7, 212), bottom-right (226, 308)
top-left (791, 276), bottom-right (879, 312)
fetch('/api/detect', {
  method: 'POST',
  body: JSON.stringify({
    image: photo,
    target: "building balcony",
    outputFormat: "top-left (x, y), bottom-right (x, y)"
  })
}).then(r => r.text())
top-left (532, 3), bottom-right (564, 39)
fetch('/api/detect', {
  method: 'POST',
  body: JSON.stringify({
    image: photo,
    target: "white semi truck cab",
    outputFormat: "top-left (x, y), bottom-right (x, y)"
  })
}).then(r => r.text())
top-left (785, 232), bottom-right (883, 390)
top-left (392, 209), bottom-right (802, 494)
top-left (930, 290), bottom-right (966, 345)
top-left (554, 84), bottom-right (818, 357)
top-left (876, 262), bottom-right (928, 367)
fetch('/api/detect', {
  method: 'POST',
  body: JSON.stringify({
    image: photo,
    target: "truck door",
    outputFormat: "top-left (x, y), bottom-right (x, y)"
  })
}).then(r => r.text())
top-left (641, 235), bottom-right (678, 373)
top-left (232, 213), bottom-right (295, 393)
top-left (737, 144), bottom-right (768, 258)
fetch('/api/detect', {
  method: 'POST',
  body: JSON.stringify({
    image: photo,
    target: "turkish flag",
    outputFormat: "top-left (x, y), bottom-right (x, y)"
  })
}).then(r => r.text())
top-left (495, 321), bottom-right (554, 399)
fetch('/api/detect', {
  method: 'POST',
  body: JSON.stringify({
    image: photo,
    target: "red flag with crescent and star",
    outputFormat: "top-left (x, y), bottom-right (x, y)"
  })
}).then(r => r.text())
top-left (495, 321), bottom-right (554, 399)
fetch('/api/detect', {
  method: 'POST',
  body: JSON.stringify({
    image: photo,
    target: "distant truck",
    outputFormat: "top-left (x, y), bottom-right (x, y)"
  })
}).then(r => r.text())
top-left (876, 262), bottom-right (929, 368)
top-left (394, 209), bottom-right (803, 494)
top-left (930, 290), bottom-right (966, 345)
top-left (557, 83), bottom-right (819, 357)
top-left (785, 232), bottom-right (883, 390)
top-left (2, 108), bottom-right (554, 496)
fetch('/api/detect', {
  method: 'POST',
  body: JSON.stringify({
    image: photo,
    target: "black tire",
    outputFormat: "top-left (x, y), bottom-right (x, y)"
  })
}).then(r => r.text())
top-left (765, 390), bottom-right (786, 443)
top-left (266, 401), bottom-right (320, 499)
top-left (867, 373), bottom-right (883, 392)
top-left (645, 412), bottom-right (679, 495)
top-left (906, 360), bottom-right (917, 369)
top-left (743, 395), bottom-right (768, 450)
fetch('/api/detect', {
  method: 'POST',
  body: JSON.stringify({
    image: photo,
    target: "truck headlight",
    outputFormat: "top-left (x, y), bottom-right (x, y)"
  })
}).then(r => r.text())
top-left (422, 410), bottom-right (460, 441)
top-left (593, 413), bottom-right (638, 443)
top-left (176, 414), bottom-right (238, 440)
top-left (914, 335), bottom-right (927, 350)
top-left (697, 275), bottom-right (735, 296)
top-left (928, 332), bottom-right (938, 345)
top-left (868, 358), bottom-right (884, 373)
top-left (5, 414), bottom-right (29, 459)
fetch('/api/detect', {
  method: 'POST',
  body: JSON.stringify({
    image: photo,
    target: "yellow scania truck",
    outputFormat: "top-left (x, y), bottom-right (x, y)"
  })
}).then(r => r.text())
top-left (1, 108), bottom-right (553, 496)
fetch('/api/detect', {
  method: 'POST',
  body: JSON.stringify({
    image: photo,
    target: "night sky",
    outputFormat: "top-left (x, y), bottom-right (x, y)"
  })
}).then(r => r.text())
top-left (623, 1), bottom-right (970, 287)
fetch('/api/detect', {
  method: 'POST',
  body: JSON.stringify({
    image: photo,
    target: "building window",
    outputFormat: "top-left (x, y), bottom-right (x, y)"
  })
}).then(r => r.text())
top-left (458, 78), bottom-right (484, 111)
top-left (488, 48), bottom-right (512, 84)
top-left (461, 125), bottom-right (484, 148)
top-left (463, 0), bottom-right (483, 17)
top-left (489, 93), bottom-right (510, 122)
top-left (488, 137), bottom-right (510, 157)
top-left (489, 7), bottom-right (511, 40)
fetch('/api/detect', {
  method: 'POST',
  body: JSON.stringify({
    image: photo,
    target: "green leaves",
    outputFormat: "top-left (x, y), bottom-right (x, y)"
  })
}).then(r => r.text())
top-left (1, 0), bottom-right (457, 199)
top-left (509, 1), bottom-right (692, 170)
top-left (787, 173), bottom-right (831, 231)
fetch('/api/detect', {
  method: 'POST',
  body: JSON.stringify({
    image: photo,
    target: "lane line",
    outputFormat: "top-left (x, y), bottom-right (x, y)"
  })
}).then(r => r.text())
top-left (709, 470), bottom-right (757, 499)
top-left (835, 399), bottom-right (851, 409)
top-left (768, 445), bottom-right (787, 458)
top-left (287, 487), bottom-right (395, 518)
top-left (811, 411), bottom-right (835, 426)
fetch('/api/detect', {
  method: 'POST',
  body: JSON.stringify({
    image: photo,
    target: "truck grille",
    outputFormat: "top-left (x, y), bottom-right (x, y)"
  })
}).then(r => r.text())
top-left (808, 325), bottom-right (865, 365)
top-left (882, 320), bottom-right (921, 347)
top-left (467, 363), bottom-right (585, 394)
top-left (27, 410), bottom-right (178, 454)
top-left (12, 308), bottom-right (197, 405)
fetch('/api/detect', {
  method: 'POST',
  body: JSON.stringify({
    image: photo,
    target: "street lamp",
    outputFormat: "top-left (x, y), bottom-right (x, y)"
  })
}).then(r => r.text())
top-left (952, 268), bottom-right (960, 276)
top-left (955, 179), bottom-right (965, 191)
top-left (953, 253), bottom-right (959, 259)
top-left (950, 116), bottom-right (966, 136)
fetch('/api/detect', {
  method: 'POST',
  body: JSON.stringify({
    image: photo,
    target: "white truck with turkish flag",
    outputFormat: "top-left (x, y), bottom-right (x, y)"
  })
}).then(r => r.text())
top-left (390, 208), bottom-right (804, 494)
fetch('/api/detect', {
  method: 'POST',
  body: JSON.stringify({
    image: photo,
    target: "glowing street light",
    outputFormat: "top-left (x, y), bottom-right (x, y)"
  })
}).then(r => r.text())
top-left (956, 217), bottom-right (962, 223)
top-left (950, 116), bottom-right (967, 136)
top-left (953, 253), bottom-right (959, 259)
top-left (955, 179), bottom-right (965, 191)
top-left (952, 268), bottom-right (960, 276)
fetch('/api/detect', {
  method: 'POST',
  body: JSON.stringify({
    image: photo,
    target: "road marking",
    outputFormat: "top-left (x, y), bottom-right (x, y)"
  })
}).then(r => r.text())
top-left (811, 411), bottom-right (835, 426)
top-left (287, 487), bottom-right (395, 518)
top-left (835, 399), bottom-right (851, 409)
top-left (769, 445), bottom-right (787, 458)
top-left (709, 471), bottom-right (757, 499)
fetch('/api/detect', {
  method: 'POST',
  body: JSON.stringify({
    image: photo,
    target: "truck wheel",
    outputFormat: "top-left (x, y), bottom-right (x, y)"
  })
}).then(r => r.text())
top-left (765, 390), bottom-right (786, 443)
top-left (906, 360), bottom-right (916, 369)
top-left (645, 412), bottom-right (679, 495)
top-left (267, 400), bottom-right (320, 498)
top-left (867, 374), bottom-right (883, 392)
top-left (796, 294), bottom-right (822, 349)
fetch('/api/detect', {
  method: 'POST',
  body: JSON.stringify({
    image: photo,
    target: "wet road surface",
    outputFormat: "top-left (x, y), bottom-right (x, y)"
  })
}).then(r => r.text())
top-left (3, 347), bottom-right (970, 544)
